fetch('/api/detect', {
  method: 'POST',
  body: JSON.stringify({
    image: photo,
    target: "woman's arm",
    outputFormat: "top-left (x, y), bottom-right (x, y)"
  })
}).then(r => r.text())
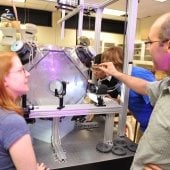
top-left (9, 134), bottom-right (47, 170)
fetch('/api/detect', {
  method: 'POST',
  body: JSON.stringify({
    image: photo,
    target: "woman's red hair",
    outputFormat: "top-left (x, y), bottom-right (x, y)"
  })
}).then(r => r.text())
top-left (0, 52), bottom-right (23, 115)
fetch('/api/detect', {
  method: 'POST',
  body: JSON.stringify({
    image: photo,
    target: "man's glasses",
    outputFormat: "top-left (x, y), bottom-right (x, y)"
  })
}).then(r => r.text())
top-left (144, 40), bottom-right (160, 45)
top-left (144, 39), bottom-right (169, 47)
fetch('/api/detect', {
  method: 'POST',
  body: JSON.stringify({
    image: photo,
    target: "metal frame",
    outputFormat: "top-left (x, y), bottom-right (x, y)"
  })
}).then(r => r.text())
top-left (30, 101), bottom-right (123, 161)
top-left (29, 0), bottom-right (139, 163)
top-left (57, 0), bottom-right (120, 40)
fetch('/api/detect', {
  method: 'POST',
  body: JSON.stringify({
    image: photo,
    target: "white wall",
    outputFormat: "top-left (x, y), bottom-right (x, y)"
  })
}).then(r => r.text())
top-left (36, 12), bottom-right (58, 45)
top-left (138, 14), bottom-right (160, 40)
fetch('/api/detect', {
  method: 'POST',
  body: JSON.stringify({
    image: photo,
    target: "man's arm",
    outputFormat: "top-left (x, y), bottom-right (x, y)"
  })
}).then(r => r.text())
top-left (144, 164), bottom-right (162, 170)
top-left (98, 62), bottom-right (148, 95)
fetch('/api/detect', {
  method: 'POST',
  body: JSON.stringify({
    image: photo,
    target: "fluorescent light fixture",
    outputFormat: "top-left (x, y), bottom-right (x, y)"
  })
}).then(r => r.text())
top-left (13, 0), bottom-right (26, 2)
top-left (155, 0), bottom-right (167, 2)
top-left (103, 8), bottom-right (125, 16)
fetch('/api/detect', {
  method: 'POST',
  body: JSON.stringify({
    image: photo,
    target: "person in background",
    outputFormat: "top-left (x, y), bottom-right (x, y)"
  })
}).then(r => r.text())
top-left (78, 36), bottom-right (96, 56)
top-left (78, 36), bottom-right (90, 46)
top-left (99, 13), bottom-right (170, 170)
top-left (93, 53), bottom-right (121, 99)
top-left (129, 66), bottom-right (156, 133)
top-left (0, 52), bottom-right (48, 170)
top-left (76, 36), bottom-right (96, 68)
top-left (92, 46), bottom-right (155, 135)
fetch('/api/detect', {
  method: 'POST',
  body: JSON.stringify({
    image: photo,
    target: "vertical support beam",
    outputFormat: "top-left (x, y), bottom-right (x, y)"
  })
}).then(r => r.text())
top-left (61, 10), bottom-right (66, 39)
top-left (77, 0), bottom-right (84, 38)
top-left (51, 117), bottom-right (66, 161)
top-left (104, 113), bottom-right (115, 144)
top-left (77, 7), bottom-right (84, 38)
top-left (94, 8), bottom-right (103, 54)
top-left (118, 0), bottom-right (139, 136)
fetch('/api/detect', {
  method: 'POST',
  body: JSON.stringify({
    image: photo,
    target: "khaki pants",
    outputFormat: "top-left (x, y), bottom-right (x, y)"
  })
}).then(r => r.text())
top-left (135, 124), bottom-right (143, 144)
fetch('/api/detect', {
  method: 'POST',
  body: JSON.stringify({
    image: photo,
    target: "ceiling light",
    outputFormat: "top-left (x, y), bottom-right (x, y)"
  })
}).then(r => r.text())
top-left (13, 0), bottom-right (26, 2)
top-left (103, 8), bottom-right (125, 16)
top-left (155, 0), bottom-right (167, 2)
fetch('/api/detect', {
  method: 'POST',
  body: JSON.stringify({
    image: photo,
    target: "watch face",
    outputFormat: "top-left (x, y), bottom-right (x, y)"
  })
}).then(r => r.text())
top-left (49, 80), bottom-right (63, 95)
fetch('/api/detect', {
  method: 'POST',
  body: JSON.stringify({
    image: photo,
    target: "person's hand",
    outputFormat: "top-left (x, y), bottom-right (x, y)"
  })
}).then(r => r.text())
top-left (37, 162), bottom-right (49, 170)
top-left (98, 62), bottom-right (119, 77)
top-left (92, 64), bottom-right (106, 79)
top-left (144, 164), bottom-right (162, 170)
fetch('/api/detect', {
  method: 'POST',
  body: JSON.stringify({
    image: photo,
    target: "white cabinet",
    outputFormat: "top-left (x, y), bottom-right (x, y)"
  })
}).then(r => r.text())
top-left (0, 27), bottom-right (17, 45)
top-left (118, 42), bottom-right (153, 70)
top-left (133, 43), bottom-right (145, 60)
top-left (133, 42), bottom-right (153, 70)
top-left (90, 40), bottom-right (115, 53)
top-left (103, 42), bottom-right (115, 52)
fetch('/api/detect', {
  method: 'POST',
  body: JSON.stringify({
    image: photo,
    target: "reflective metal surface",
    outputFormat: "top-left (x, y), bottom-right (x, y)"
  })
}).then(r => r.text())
top-left (26, 45), bottom-right (90, 143)
top-left (26, 46), bottom-right (89, 106)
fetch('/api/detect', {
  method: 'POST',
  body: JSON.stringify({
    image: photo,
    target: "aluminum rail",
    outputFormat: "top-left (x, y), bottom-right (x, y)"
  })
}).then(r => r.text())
top-left (29, 102), bottom-right (122, 118)
top-left (57, 6), bottom-right (83, 24)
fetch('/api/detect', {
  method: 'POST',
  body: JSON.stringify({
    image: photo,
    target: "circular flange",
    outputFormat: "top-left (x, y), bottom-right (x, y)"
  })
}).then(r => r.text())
top-left (96, 142), bottom-right (112, 153)
top-left (127, 143), bottom-right (138, 152)
top-left (112, 146), bottom-right (127, 156)
top-left (113, 138), bottom-right (127, 148)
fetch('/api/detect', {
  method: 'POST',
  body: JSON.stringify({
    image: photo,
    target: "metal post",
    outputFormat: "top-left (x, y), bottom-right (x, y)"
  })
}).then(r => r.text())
top-left (77, 0), bottom-right (84, 38)
top-left (61, 10), bottom-right (65, 39)
top-left (94, 8), bottom-right (103, 54)
top-left (77, 7), bottom-right (84, 38)
top-left (118, 0), bottom-right (139, 136)
top-left (51, 117), bottom-right (66, 161)
top-left (104, 113), bottom-right (115, 144)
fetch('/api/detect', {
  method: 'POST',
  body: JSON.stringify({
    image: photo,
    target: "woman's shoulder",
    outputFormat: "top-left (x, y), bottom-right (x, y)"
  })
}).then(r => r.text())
top-left (0, 109), bottom-right (25, 125)
top-left (0, 110), bottom-right (30, 150)
top-left (0, 109), bottom-right (29, 136)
